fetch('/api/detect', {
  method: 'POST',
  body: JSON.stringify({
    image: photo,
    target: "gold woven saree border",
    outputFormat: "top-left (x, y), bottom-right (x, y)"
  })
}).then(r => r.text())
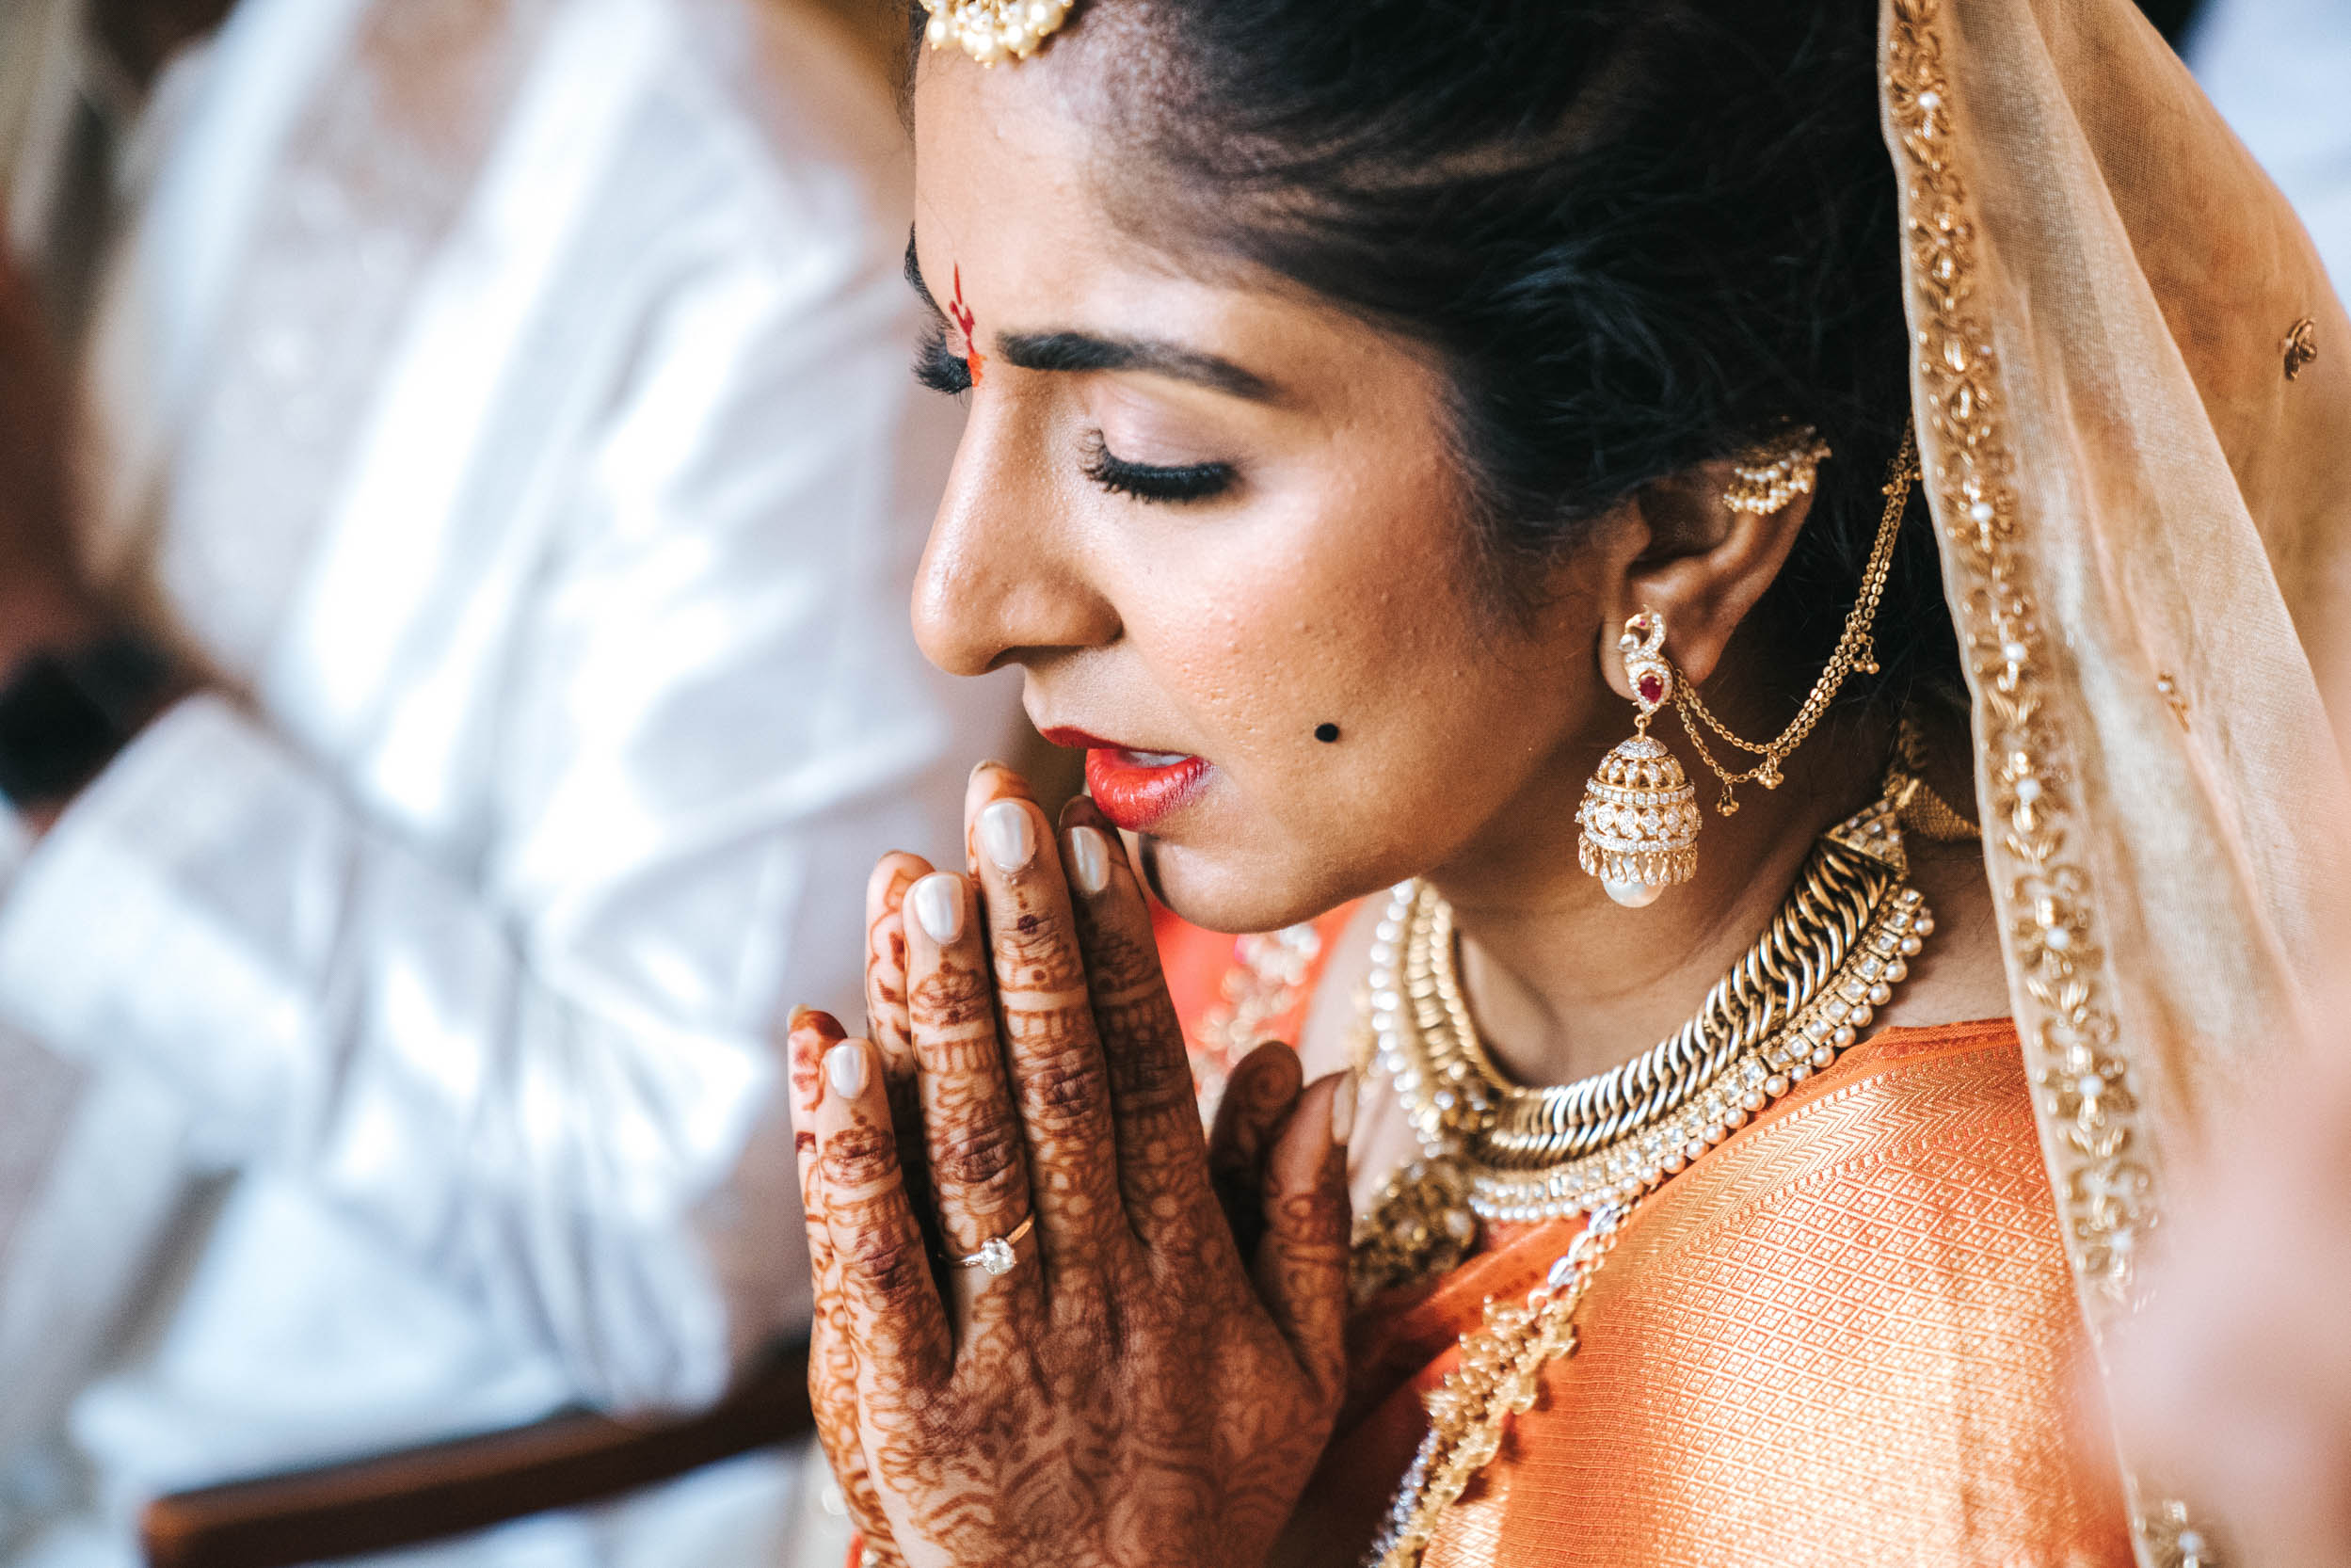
top-left (1884, 6), bottom-right (2211, 1562)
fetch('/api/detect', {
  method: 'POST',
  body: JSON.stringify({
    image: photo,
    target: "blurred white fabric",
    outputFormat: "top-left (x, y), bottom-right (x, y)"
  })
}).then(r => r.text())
top-left (0, 0), bottom-right (1005, 1563)
top-left (2186, 0), bottom-right (2351, 291)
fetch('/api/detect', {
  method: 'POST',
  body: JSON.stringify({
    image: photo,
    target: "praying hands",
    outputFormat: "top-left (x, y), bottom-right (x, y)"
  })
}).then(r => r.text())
top-left (789, 762), bottom-right (1355, 1568)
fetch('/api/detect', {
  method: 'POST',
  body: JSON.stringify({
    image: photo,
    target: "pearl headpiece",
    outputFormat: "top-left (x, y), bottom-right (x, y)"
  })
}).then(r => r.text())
top-left (920, 0), bottom-right (1079, 65)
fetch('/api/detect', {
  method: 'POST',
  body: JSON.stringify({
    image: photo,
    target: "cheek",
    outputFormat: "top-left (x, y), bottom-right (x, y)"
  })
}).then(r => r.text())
top-left (1133, 482), bottom-right (1569, 866)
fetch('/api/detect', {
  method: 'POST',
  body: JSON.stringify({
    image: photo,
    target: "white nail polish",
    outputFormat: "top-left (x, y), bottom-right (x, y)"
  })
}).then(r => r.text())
top-left (825, 1041), bottom-right (870, 1098)
top-left (1065, 825), bottom-right (1111, 895)
top-left (912, 873), bottom-right (965, 944)
top-left (1331, 1072), bottom-right (1358, 1146)
top-left (979, 799), bottom-right (1035, 872)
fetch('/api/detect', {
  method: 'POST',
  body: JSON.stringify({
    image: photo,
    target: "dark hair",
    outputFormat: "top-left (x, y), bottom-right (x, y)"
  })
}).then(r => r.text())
top-left (916, 0), bottom-right (1963, 714)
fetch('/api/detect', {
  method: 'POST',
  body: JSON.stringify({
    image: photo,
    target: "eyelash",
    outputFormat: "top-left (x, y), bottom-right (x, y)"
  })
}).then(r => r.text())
top-left (911, 331), bottom-right (1236, 504)
top-left (1080, 431), bottom-right (1237, 505)
top-left (914, 324), bottom-right (970, 394)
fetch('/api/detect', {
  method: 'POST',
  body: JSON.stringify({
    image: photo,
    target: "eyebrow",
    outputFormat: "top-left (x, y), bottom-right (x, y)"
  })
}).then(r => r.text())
top-left (996, 331), bottom-right (1277, 402)
top-left (904, 230), bottom-right (1278, 404)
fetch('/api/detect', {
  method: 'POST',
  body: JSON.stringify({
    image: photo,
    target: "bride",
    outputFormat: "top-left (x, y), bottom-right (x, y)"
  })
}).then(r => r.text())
top-left (787, 0), bottom-right (2351, 1563)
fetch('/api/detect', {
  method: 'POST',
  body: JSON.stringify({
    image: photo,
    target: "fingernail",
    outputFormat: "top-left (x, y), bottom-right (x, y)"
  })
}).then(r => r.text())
top-left (1331, 1072), bottom-right (1358, 1146)
top-left (912, 872), bottom-right (965, 943)
top-left (825, 1041), bottom-right (870, 1098)
top-left (980, 799), bottom-right (1035, 872)
top-left (1064, 825), bottom-right (1110, 895)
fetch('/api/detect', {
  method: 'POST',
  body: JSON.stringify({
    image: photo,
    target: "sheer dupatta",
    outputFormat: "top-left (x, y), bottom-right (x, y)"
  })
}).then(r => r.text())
top-left (1885, 0), bottom-right (2351, 1557)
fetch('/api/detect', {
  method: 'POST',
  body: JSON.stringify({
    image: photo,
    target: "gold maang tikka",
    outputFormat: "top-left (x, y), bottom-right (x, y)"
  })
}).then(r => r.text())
top-left (919, 0), bottom-right (1078, 65)
top-left (1575, 426), bottom-right (1919, 904)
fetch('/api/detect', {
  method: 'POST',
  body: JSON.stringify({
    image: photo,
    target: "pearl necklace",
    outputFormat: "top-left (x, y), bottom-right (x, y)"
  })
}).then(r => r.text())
top-left (1351, 792), bottom-right (1934, 1301)
top-left (1358, 792), bottom-right (1939, 1567)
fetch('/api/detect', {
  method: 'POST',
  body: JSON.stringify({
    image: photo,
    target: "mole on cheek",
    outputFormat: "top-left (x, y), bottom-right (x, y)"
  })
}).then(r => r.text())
top-left (1315, 723), bottom-right (1341, 744)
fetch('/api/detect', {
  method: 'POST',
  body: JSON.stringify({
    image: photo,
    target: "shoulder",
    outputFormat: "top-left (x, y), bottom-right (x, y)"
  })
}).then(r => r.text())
top-left (1559, 1027), bottom-right (2133, 1556)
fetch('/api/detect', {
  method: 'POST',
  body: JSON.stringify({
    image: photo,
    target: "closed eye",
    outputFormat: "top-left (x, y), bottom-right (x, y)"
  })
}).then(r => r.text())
top-left (1080, 431), bottom-right (1237, 504)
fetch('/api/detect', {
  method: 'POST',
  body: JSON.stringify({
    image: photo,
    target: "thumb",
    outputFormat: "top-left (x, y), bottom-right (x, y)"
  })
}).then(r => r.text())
top-left (1254, 1069), bottom-right (1356, 1408)
top-left (1208, 1042), bottom-right (1306, 1262)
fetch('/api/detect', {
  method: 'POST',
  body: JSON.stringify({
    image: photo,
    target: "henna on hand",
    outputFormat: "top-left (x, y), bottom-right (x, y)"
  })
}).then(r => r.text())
top-left (788, 1009), bottom-right (905, 1568)
top-left (1207, 1043), bottom-right (1307, 1266)
top-left (800, 764), bottom-right (1355, 1568)
top-left (866, 856), bottom-right (938, 1240)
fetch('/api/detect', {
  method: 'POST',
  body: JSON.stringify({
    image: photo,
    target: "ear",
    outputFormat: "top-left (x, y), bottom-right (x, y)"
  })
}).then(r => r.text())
top-left (1591, 461), bottom-right (1816, 699)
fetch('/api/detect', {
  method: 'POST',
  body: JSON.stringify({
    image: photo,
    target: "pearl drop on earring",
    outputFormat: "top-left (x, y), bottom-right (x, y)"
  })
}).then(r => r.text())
top-left (1601, 876), bottom-right (1666, 909)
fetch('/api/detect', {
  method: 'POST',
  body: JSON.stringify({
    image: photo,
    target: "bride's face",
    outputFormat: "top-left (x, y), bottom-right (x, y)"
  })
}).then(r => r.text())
top-left (908, 46), bottom-right (1620, 933)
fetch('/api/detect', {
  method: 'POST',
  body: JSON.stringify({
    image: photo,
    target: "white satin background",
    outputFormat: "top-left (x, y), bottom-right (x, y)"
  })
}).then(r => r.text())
top-left (0, 1), bottom-right (1013, 1564)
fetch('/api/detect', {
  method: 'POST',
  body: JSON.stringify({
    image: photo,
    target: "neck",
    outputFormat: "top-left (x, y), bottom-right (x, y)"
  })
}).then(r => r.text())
top-left (1429, 693), bottom-right (1893, 1093)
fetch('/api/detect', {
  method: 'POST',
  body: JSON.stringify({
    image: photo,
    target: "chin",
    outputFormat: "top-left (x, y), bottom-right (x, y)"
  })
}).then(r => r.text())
top-left (1134, 831), bottom-right (1364, 936)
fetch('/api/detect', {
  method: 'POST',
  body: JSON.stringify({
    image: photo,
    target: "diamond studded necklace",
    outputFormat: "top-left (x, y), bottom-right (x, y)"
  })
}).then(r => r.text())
top-left (1351, 790), bottom-right (1935, 1301)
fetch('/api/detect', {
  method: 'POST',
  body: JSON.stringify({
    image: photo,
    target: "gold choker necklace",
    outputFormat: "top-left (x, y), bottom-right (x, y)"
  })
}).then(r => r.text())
top-left (1358, 791), bottom-right (1940, 1567)
top-left (1353, 791), bottom-right (1935, 1300)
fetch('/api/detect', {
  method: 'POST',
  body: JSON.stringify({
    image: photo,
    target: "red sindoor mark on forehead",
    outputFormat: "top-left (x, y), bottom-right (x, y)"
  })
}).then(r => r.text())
top-left (949, 264), bottom-right (987, 385)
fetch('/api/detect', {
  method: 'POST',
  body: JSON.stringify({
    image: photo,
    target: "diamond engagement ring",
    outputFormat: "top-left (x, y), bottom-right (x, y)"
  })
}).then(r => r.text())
top-left (954, 1215), bottom-right (1034, 1277)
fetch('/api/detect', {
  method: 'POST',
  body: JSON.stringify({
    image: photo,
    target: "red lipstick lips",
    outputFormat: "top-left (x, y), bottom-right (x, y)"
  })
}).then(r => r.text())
top-left (1041, 727), bottom-right (1210, 833)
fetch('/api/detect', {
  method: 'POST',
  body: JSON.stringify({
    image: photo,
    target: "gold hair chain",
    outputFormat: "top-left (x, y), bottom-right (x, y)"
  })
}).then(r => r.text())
top-left (1672, 427), bottom-right (1921, 813)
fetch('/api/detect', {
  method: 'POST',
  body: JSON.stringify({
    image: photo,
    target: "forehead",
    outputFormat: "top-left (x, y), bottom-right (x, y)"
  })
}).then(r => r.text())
top-left (908, 48), bottom-right (1441, 412)
top-left (910, 50), bottom-right (1182, 317)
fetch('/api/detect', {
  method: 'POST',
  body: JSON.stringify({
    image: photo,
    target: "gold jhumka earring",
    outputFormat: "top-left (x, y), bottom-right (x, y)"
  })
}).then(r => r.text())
top-left (1574, 426), bottom-right (1917, 907)
top-left (1575, 611), bottom-right (1701, 907)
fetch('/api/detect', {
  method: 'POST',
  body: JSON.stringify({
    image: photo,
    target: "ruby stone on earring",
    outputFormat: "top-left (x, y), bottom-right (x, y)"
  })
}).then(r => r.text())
top-left (1576, 612), bottom-right (1702, 907)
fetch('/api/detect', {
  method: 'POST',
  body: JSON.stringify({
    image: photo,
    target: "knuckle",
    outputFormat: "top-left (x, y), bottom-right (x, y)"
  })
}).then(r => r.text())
top-left (910, 965), bottom-right (993, 1029)
top-left (1105, 1025), bottom-right (1194, 1108)
top-left (821, 1120), bottom-right (901, 1190)
top-left (938, 1118), bottom-right (1025, 1193)
top-left (1080, 925), bottom-right (1160, 991)
top-left (1022, 1057), bottom-right (1111, 1134)
top-left (1047, 1298), bottom-right (1123, 1380)
top-left (1004, 1002), bottom-right (1091, 1049)
top-left (1271, 1187), bottom-right (1350, 1238)
top-left (992, 919), bottom-right (1083, 989)
top-left (843, 1223), bottom-right (932, 1303)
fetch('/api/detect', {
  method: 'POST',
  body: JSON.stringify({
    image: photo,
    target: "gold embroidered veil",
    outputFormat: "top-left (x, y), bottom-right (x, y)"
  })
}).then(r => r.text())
top-left (1883, 0), bottom-right (2351, 1558)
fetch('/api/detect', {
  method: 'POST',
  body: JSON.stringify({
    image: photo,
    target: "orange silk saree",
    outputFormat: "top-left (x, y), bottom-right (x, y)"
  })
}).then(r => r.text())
top-left (1161, 910), bottom-right (2135, 1568)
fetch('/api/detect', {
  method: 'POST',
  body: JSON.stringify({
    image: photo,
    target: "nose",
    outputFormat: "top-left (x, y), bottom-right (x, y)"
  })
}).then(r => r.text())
top-left (912, 405), bottom-right (1121, 677)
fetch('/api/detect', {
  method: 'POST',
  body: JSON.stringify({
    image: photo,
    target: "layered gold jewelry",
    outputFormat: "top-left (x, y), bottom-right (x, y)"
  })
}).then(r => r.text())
top-left (1569, 429), bottom-right (1921, 908)
top-left (1356, 784), bottom-right (1937, 1566)
top-left (918, 0), bottom-right (1078, 65)
top-left (1672, 427), bottom-right (1921, 814)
